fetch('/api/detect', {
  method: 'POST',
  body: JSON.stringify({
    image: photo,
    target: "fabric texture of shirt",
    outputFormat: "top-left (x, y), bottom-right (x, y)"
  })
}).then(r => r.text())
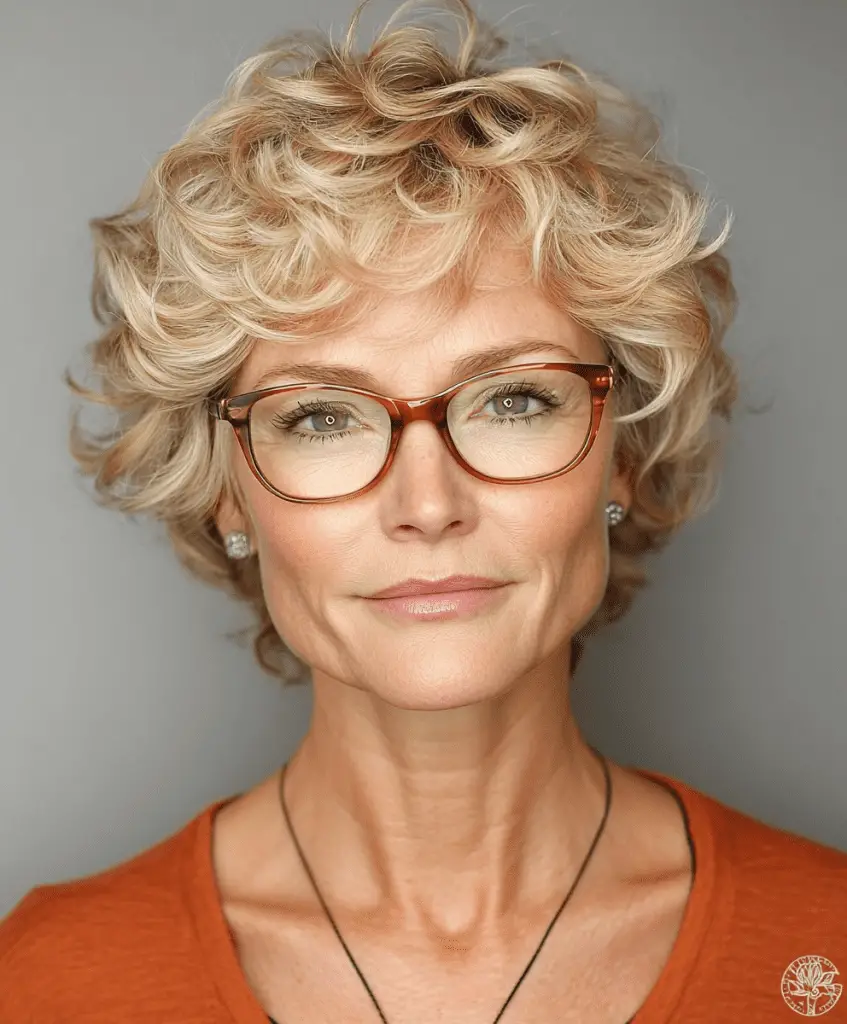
top-left (2, 764), bottom-right (846, 1022)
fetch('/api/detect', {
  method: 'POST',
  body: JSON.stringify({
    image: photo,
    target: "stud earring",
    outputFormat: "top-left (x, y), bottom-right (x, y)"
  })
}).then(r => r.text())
top-left (605, 501), bottom-right (627, 527)
top-left (224, 530), bottom-right (252, 560)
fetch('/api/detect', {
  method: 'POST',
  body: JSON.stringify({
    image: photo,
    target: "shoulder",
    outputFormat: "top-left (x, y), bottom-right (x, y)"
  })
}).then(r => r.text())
top-left (683, 775), bottom-right (847, 944)
top-left (641, 764), bottom-right (847, 878)
top-left (636, 764), bottom-right (847, 944)
top-left (0, 799), bottom-right (222, 1020)
top-left (698, 781), bottom-right (847, 879)
top-left (660, 776), bottom-right (847, 1016)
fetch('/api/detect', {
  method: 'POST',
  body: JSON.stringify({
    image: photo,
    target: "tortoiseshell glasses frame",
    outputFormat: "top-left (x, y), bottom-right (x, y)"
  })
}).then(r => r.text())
top-left (206, 361), bottom-right (616, 504)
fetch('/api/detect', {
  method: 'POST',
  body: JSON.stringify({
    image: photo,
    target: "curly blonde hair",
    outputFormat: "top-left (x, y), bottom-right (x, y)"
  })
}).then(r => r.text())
top-left (68, 0), bottom-right (739, 684)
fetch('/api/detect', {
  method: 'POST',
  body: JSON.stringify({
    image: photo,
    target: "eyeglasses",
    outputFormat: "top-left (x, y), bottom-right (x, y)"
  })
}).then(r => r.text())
top-left (207, 361), bottom-right (616, 504)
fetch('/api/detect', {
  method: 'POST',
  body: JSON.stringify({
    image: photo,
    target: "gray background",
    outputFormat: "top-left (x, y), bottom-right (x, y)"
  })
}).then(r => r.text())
top-left (2, 0), bottom-right (845, 916)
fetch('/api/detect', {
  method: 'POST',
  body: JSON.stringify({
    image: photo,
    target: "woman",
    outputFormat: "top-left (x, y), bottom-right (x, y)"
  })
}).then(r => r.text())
top-left (2, 0), bottom-right (845, 1020)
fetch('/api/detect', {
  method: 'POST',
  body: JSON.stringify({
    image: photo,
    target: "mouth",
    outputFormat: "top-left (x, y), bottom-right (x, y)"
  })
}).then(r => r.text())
top-left (367, 575), bottom-right (510, 600)
top-left (362, 580), bottom-right (513, 622)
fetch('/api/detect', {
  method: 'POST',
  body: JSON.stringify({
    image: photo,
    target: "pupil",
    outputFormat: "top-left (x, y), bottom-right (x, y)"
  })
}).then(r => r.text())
top-left (495, 394), bottom-right (527, 415)
top-left (311, 411), bottom-right (341, 430)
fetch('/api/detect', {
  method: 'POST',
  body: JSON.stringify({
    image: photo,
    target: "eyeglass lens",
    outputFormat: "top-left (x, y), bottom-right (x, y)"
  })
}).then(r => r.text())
top-left (247, 368), bottom-right (593, 499)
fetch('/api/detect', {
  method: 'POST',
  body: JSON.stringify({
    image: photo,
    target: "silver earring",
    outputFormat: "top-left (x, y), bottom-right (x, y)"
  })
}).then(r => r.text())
top-left (224, 530), bottom-right (252, 560)
top-left (606, 501), bottom-right (627, 527)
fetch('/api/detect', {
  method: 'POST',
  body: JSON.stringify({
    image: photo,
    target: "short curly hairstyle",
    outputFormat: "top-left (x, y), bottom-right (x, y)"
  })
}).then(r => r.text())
top-left (68, 0), bottom-right (739, 685)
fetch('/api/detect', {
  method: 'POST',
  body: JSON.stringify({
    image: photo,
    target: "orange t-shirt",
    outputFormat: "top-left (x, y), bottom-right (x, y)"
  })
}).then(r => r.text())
top-left (2, 765), bottom-right (846, 1022)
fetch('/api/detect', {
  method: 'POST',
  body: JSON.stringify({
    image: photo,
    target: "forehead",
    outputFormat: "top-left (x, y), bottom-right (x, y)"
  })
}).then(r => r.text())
top-left (236, 252), bottom-right (605, 394)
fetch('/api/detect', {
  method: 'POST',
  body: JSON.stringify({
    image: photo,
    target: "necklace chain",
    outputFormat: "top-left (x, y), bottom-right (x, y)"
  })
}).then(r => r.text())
top-left (278, 746), bottom-right (612, 1024)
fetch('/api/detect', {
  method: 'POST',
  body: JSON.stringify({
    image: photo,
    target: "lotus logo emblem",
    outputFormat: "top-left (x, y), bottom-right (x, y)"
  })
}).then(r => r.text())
top-left (781, 955), bottom-right (842, 1016)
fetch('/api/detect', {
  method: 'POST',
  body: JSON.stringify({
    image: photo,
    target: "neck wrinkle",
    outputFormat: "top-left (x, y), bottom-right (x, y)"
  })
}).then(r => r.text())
top-left (281, 672), bottom-right (608, 938)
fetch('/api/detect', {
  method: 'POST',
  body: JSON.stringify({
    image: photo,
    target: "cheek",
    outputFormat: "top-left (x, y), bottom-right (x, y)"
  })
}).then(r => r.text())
top-left (253, 498), bottom-right (346, 591)
top-left (498, 467), bottom-right (611, 620)
top-left (502, 461), bottom-right (605, 556)
top-left (245, 484), bottom-right (373, 644)
top-left (237, 458), bottom-right (343, 578)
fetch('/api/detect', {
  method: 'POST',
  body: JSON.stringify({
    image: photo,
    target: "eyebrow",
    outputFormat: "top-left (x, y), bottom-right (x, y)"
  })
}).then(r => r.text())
top-left (247, 339), bottom-right (586, 394)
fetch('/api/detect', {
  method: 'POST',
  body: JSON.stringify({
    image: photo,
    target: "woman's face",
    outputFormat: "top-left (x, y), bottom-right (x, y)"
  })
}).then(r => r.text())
top-left (218, 252), bottom-right (631, 709)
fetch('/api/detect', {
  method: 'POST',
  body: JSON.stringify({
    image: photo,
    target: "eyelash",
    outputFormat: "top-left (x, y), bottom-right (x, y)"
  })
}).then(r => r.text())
top-left (269, 383), bottom-right (562, 444)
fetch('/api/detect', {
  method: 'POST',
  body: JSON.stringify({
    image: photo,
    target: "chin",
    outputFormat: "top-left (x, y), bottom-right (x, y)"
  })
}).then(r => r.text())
top-left (349, 649), bottom-right (527, 711)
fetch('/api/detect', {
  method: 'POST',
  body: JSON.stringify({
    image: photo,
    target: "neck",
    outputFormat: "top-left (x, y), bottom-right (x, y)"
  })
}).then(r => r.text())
top-left (282, 660), bottom-right (610, 941)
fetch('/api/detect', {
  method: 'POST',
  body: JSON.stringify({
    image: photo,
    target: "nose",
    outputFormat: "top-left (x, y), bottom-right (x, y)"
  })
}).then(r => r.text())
top-left (379, 419), bottom-right (476, 537)
top-left (392, 418), bottom-right (463, 493)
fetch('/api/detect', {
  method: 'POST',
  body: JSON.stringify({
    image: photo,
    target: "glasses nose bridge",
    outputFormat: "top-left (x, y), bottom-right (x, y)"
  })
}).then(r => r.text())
top-left (394, 391), bottom-right (451, 428)
top-left (388, 393), bottom-right (458, 475)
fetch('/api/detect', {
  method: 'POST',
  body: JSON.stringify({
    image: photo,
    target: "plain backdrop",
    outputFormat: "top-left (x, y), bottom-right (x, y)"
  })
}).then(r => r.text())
top-left (2, 0), bottom-right (846, 916)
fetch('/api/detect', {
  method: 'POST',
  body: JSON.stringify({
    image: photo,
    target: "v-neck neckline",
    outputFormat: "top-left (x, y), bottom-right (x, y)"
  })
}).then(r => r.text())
top-left (183, 764), bottom-right (730, 1024)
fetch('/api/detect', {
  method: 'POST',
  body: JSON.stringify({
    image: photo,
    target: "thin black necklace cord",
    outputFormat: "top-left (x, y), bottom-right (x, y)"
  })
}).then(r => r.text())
top-left (277, 746), bottom-right (613, 1024)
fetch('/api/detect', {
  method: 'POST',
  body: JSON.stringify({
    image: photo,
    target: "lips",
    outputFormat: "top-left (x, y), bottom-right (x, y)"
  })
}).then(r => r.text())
top-left (368, 575), bottom-right (509, 600)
